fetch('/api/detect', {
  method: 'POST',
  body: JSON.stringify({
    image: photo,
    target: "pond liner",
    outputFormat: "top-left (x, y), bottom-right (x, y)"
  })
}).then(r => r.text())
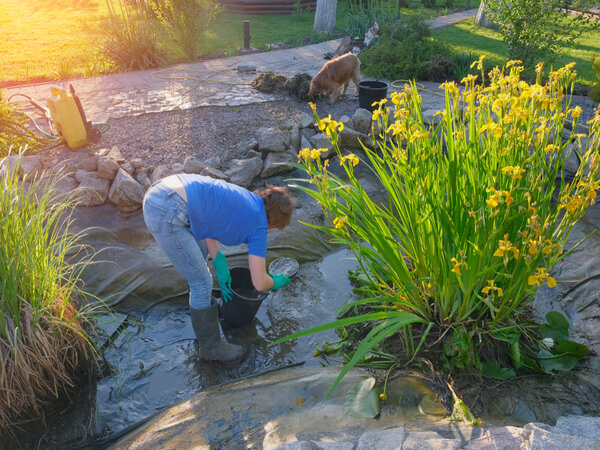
top-left (63, 361), bottom-right (307, 449)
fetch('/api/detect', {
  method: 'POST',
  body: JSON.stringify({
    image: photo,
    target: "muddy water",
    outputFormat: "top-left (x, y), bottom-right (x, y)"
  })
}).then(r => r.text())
top-left (68, 163), bottom-right (600, 445)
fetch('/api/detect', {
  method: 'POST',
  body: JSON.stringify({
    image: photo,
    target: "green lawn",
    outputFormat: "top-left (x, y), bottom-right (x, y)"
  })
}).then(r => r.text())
top-left (433, 19), bottom-right (600, 86)
top-left (2, 0), bottom-right (596, 88)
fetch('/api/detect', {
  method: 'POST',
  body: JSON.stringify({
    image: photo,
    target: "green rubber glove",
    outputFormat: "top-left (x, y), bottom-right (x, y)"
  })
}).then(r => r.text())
top-left (270, 273), bottom-right (291, 290)
top-left (213, 251), bottom-right (232, 302)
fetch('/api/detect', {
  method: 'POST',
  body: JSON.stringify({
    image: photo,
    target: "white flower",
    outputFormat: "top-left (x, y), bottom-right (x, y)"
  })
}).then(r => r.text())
top-left (542, 337), bottom-right (554, 349)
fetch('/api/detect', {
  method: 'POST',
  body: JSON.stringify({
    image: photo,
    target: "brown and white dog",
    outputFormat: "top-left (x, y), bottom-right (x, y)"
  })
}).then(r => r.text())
top-left (308, 52), bottom-right (361, 104)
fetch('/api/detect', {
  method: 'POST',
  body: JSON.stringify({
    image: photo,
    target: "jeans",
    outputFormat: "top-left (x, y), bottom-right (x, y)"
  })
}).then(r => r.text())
top-left (143, 180), bottom-right (211, 310)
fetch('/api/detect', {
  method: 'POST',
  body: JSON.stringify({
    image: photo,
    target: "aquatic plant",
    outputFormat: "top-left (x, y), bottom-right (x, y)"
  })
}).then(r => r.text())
top-left (0, 154), bottom-right (95, 436)
top-left (276, 59), bottom-right (599, 398)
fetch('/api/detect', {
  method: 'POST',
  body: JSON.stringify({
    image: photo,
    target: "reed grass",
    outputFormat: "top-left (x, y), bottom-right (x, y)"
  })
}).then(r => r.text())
top-left (0, 153), bottom-right (94, 434)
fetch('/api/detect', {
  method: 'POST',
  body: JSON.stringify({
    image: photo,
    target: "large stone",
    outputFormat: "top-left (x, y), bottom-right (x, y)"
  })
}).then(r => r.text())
top-left (150, 165), bottom-right (169, 184)
top-left (352, 108), bottom-right (372, 134)
top-left (76, 156), bottom-right (99, 172)
top-left (97, 156), bottom-right (121, 180)
top-left (121, 161), bottom-right (136, 175)
top-left (289, 125), bottom-right (300, 153)
top-left (356, 427), bottom-right (406, 450)
top-left (275, 441), bottom-right (354, 450)
top-left (225, 157), bottom-right (262, 187)
top-left (297, 112), bottom-right (314, 129)
top-left (339, 127), bottom-right (369, 150)
top-left (237, 137), bottom-right (259, 155)
top-left (261, 151), bottom-right (296, 178)
top-left (75, 169), bottom-right (103, 183)
top-left (552, 415), bottom-right (600, 443)
top-left (0, 154), bottom-right (43, 180)
top-left (403, 431), bottom-right (460, 450)
top-left (108, 168), bottom-right (145, 212)
top-left (50, 160), bottom-right (77, 177)
top-left (309, 133), bottom-right (334, 158)
top-left (524, 423), bottom-right (600, 450)
top-left (135, 170), bottom-right (152, 191)
top-left (257, 127), bottom-right (287, 153)
top-left (50, 176), bottom-right (79, 199)
top-left (183, 156), bottom-right (205, 174)
top-left (106, 145), bottom-right (126, 163)
top-left (339, 114), bottom-right (354, 130)
top-left (77, 176), bottom-right (110, 206)
top-left (463, 426), bottom-right (524, 450)
top-left (300, 128), bottom-right (316, 142)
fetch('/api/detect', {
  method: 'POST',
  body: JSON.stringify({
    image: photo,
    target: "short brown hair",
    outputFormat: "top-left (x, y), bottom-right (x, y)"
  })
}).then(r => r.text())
top-left (254, 184), bottom-right (295, 230)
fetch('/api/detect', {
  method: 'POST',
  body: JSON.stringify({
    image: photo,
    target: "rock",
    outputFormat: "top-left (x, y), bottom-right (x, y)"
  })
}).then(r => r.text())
top-left (277, 119), bottom-right (293, 131)
top-left (171, 163), bottom-right (184, 173)
top-left (121, 161), bottom-right (136, 175)
top-left (552, 415), bottom-right (600, 443)
top-left (524, 423), bottom-right (600, 449)
top-left (130, 158), bottom-right (145, 169)
top-left (339, 127), bottom-right (369, 150)
top-left (50, 160), bottom-right (77, 177)
top-left (183, 156), bottom-right (205, 174)
top-left (48, 176), bottom-right (79, 201)
top-left (201, 165), bottom-right (228, 180)
top-left (422, 108), bottom-right (444, 126)
top-left (0, 154), bottom-right (43, 180)
top-left (261, 151), bottom-right (296, 178)
top-left (106, 146), bottom-right (126, 163)
top-left (257, 127), bottom-right (287, 153)
top-left (289, 125), bottom-right (300, 153)
top-left (97, 156), bottom-right (121, 180)
top-left (357, 427), bottom-right (406, 450)
top-left (300, 135), bottom-right (312, 151)
top-left (247, 150), bottom-right (261, 158)
top-left (297, 112), bottom-right (314, 129)
top-left (309, 133), bottom-right (334, 158)
top-left (135, 170), bottom-right (152, 191)
top-left (77, 176), bottom-right (110, 206)
top-left (225, 156), bottom-right (262, 187)
top-left (300, 128), bottom-right (316, 142)
top-left (76, 156), bottom-right (99, 172)
top-left (237, 138), bottom-right (259, 155)
top-left (403, 431), bottom-right (460, 450)
top-left (75, 169), bottom-right (103, 183)
top-left (151, 165), bottom-right (169, 183)
top-left (352, 108), bottom-right (372, 134)
top-left (339, 114), bottom-right (354, 130)
top-left (275, 441), bottom-right (354, 450)
top-left (463, 426), bottom-right (523, 449)
top-left (89, 147), bottom-right (110, 157)
top-left (562, 142), bottom-right (582, 174)
top-left (108, 168), bottom-right (145, 212)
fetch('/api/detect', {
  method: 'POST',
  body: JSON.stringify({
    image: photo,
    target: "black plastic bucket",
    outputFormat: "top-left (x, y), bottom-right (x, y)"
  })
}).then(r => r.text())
top-left (358, 80), bottom-right (389, 111)
top-left (219, 266), bottom-right (268, 327)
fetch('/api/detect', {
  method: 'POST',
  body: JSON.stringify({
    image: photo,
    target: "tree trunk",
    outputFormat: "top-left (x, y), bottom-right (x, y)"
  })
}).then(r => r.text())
top-left (313, 0), bottom-right (337, 34)
top-left (475, 1), bottom-right (490, 27)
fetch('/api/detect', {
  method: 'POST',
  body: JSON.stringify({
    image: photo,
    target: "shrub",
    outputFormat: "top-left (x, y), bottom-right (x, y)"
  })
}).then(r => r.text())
top-left (423, 53), bottom-right (456, 81)
top-left (0, 156), bottom-right (95, 436)
top-left (422, 0), bottom-right (436, 8)
top-left (0, 91), bottom-right (40, 158)
top-left (359, 17), bottom-right (450, 81)
top-left (102, 0), bottom-right (167, 71)
top-left (149, 0), bottom-right (220, 60)
top-left (484, 0), bottom-right (600, 65)
top-left (341, 0), bottom-right (391, 40)
top-left (277, 59), bottom-right (599, 397)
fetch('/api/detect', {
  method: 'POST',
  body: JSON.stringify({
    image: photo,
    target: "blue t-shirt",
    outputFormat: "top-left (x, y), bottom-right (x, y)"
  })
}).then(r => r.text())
top-left (179, 174), bottom-right (268, 258)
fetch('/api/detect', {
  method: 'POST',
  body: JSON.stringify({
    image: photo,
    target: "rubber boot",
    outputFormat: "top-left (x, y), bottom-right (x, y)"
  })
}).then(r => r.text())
top-left (190, 304), bottom-right (245, 364)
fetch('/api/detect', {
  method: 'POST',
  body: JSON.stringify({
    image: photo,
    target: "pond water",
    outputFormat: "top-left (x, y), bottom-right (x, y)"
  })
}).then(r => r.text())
top-left (62, 164), bottom-right (600, 447)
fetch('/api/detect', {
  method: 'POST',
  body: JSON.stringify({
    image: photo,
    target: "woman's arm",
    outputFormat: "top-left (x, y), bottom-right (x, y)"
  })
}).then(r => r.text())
top-left (248, 254), bottom-right (274, 291)
top-left (205, 238), bottom-right (220, 260)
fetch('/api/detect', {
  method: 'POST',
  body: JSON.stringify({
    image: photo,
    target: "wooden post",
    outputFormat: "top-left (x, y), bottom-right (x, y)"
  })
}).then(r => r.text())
top-left (244, 20), bottom-right (251, 50)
